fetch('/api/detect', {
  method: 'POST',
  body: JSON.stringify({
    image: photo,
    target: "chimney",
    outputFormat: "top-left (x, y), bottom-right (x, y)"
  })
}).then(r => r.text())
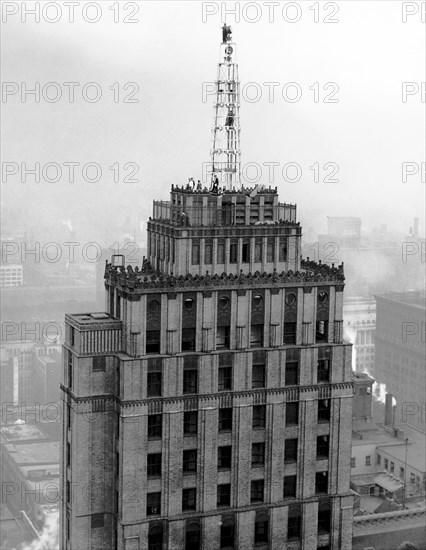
top-left (384, 393), bottom-right (394, 426)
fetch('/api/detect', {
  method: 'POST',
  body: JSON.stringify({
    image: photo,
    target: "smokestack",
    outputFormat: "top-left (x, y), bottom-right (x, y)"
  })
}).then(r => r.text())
top-left (413, 217), bottom-right (419, 237)
top-left (384, 394), bottom-right (394, 426)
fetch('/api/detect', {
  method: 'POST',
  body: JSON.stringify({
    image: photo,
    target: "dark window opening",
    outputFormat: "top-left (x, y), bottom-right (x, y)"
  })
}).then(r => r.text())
top-left (252, 363), bottom-right (266, 388)
top-left (217, 484), bottom-right (231, 507)
top-left (148, 414), bottom-right (162, 439)
top-left (218, 446), bottom-right (232, 469)
top-left (205, 242), bottom-right (213, 264)
top-left (220, 522), bottom-right (234, 549)
top-left (219, 366), bottom-right (232, 391)
top-left (182, 488), bottom-right (197, 511)
top-left (146, 330), bottom-right (161, 354)
top-left (146, 492), bottom-right (161, 516)
top-left (316, 320), bottom-right (328, 343)
top-left (254, 239), bottom-right (263, 263)
top-left (183, 368), bottom-right (198, 394)
top-left (251, 442), bottom-right (265, 466)
top-left (217, 326), bottom-right (230, 349)
top-left (93, 356), bottom-right (106, 372)
top-left (254, 518), bottom-right (269, 544)
top-left (286, 402), bottom-right (299, 426)
top-left (250, 479), bottom-right (264, 503)
top-left (192, 242), bottom-right (200, 265)
top-left (217, 241), bottom-right (225, 264)
top-left (253, 405), bottom-right (266, 428)
top-left (287, 508), bottom-right (301, 540)
top-left (182, 328), bottom-right (196, 352)
top-left (219, 408), bottom-right (232, 432)
top-left (315, 472), bottom-right (329, 494)
top-left (229, 242), bottom-right (238, 263)
top-left (184, 411), bottom-right (198, 435)
top-left (317, 435), bottom-right (329, 459)
top-left (283, 322), bottom-right (297, 345)
top-left (242, 242), bottom-right (250, 263)
top-left (318, 502), bottom-right (332, 534)
top-left (285, 360), bottom-right (299, 385)
top-left (318, 399), bottom-right (331, 422)
top-left (183, 450), bottom-right (197, 474)
top-left (317, 359), bottom-right (330, 382)
top-left (283, 475), bottom-right (297, 498)
top-left (148, 525), bottom-right (163, 550)
top-left (266, 239), bottom-right (275, 262)
top-left (147, 371), bottom-right (162, 397)
top-left (250, 324), bottom-right (264, 348)
top-left (185, 523), bottom-right (201, 550)
top-left (147, 453), bottom-right (162, 478)
top-left (279, 237), bottom-right (288, 262)
top-left (285, 439), bottom-right (298, 463)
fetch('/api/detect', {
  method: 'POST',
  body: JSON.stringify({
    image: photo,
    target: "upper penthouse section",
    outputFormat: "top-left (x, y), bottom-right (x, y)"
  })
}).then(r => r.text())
top-left (147, 184), bottom-right (301, 276)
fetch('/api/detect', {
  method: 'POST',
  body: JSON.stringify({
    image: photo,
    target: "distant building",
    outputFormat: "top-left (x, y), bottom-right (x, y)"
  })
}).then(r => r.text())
top-left (327, 217), bottom-right (361, 245)
top-left (0, 264), bottom-right (23, 287)
top-left (374, 291), bottom-right (426, 432)
top-left (343, 297), bottom-right (376, 374)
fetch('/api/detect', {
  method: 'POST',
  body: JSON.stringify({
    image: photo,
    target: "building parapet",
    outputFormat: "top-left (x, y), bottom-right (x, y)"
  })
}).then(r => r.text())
top-left (353, 506), bottom-right (426, 532)
top-left (104, 258), bottom-right (345, 293)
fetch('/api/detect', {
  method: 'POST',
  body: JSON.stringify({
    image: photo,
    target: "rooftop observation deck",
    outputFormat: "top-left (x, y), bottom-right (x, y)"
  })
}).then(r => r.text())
top-left (152, 184), bottom-right (298, 227)
top-left (104, 257), bottom-right (345, 294)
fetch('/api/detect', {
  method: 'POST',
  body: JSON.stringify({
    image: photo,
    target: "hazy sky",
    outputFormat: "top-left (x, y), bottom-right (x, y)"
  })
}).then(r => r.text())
top-left (2, 1), bottom-right (425, 244)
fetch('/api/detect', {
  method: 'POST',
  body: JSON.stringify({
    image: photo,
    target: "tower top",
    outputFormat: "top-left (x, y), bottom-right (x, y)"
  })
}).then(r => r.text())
top-left (210, 25), bottom-right (241, 191)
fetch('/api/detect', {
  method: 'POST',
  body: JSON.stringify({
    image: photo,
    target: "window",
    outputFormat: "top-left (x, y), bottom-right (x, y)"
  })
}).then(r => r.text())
top-left (220, 520), bottom-right (234, 549)
top-left (146, 492), bottom-right (161, 516)
top-left (317, 436), bottom-right (329, 460)
top-left (285, 439), bottom-right (298, 463)
top-left (254, 517), bottom-right (269, 544)
top-left (250, 480), bottom-right (264, 503)
top-left (148, 525), bottom-right (163, 550)
top-left (68, 350), bottom-right (73, 388)
top-left (315, 472), bottom-right (328, 494)
top-left (185, 523), bottom-right (201, 550)
top-left (279, 237), bottom-right (288, 262)
top-left (283, 322), bottom-right (297, 345)
top-left (242, 241), bottom-right (250, 263)
top-left (350, 458), bottom-right (356, 468)
top-left (252, 363), bottom-right (266, 388)
top-left (183, 450), bottom-right (197, 474)
top-left (287, 507), bottom-right (301, 540)
top-left (217, 484), bottom-right (231, 507)
top-left (219, 366), bottom-right (232, 391)
top-left (377, 454), bottom-right (381, 465)
top-left (192, 241), bottom-right (200, 265)
top-left (93, 356), bottom-right (106, 372)
top-left (316, 321), bottom-right (328, 343)
top-left (205, 241), bottom-right (213, 264)
top-left (390, 461), bottom-right (395, 474)
top-left (384, 458), bottom-right (389, 470)
top-left (318, 399), bottom-right (331, 422)
top-left (266, 238), bottom-right (275, 262)
top-left (317, 359), bottom-right (330, 382)
top-left (254, 239), bottom-right (263, 262)
top-left (116, 295), bottom-right (121, 319)
top-left (253, 405), bottom-right (266, 428)
top-left (400, 466), bottom-right (404, 478)
top-left (251, 443), bottom-right (265, 466)
top-left (410, 473), bottom-right (415, 484)
top-left (229, 242), bottom-right (238, 263)
top-left (217, 241), bottom-right (225, 264)
top-left (217, 326), bottom-right (230, 349)
top-left (365, 455), bottom-right (371, 466)
top-left (286, 402), bottom-right (299, 426)
top-left (91, 514), bottom-right (104, 529)
top-left (148, 414), bottom-right (162, 439)
top-left (318, 501), bottom-right (331, 534)
top-left (182, 328), bottom-right (196, 352)
top-left (146, 330), bottom-right (161, 354)
top-left (183, 368), bottom-right (198, 394)
top-left (147, 453), bottom-right (162, 478)
top-left (218, 446), bottom-right (232, 469)
top-left (285, 360), bottom-right (299, 385)
top-left (182, 488), bottom-right (196, 511)
top-left (184, 411), bottom-right (198, 435)
top-left (250, 324), bottom-right (264, 349)
top-left (219, 408), bottom-right (233, 431)
top-left (147, 371), bottom-right (162, 397)
top-left (70, 326), bottom-right (75, 347)
top-left (283, 475), bottom-right (297, 498)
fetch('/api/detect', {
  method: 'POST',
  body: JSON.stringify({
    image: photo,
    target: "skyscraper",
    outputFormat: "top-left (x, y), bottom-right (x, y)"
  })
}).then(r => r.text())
top-left (61, 26), bottom-right (354, 550)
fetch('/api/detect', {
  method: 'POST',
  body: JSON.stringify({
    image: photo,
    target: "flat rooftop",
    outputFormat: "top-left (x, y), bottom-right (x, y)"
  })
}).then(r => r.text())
top-left (4, 441), bottom-right (59, 465)
top-left (1, 424), bottom-right (48, 443)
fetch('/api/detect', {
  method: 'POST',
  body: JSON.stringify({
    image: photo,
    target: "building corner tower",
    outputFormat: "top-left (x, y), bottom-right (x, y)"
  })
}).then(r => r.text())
top-left (61, 26), bottom-right (354, 550)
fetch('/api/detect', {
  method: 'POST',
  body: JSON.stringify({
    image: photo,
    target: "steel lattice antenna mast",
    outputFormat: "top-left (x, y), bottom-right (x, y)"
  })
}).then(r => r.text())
top-left (210, 23), bottom-right (241, 190)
